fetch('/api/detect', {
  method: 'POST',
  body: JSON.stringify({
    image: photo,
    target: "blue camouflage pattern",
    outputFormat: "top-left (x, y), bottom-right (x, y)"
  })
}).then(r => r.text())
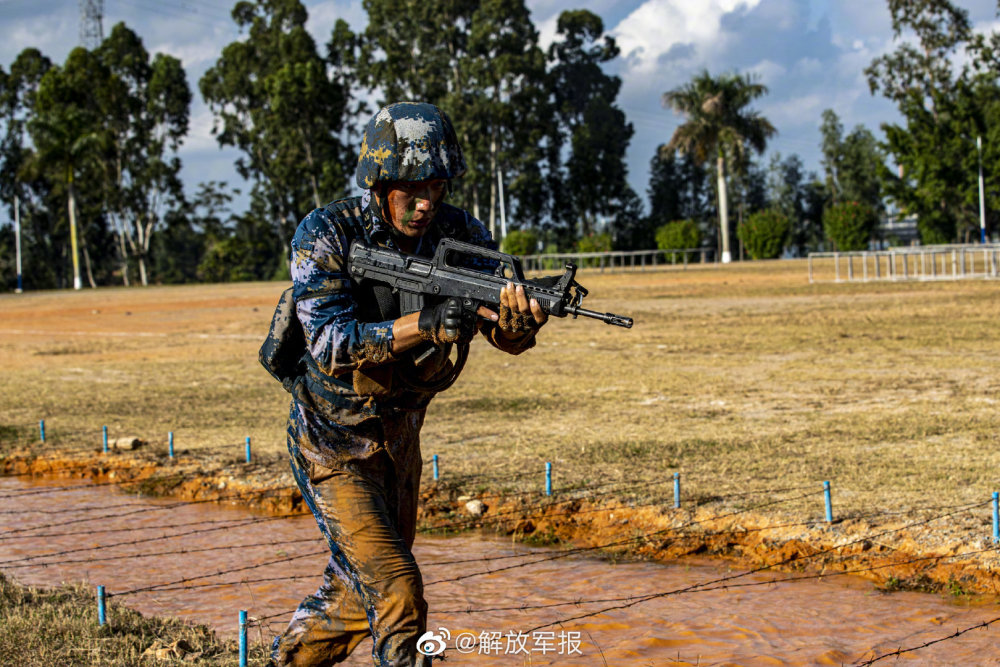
top-left (356, 102), bottom-right (466, 189)
top-left (274, 190), bottom-right (537, 666)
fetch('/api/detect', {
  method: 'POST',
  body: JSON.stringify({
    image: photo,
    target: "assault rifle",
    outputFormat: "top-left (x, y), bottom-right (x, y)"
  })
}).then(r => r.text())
top-left (346, 238), bottom-right (634, 328)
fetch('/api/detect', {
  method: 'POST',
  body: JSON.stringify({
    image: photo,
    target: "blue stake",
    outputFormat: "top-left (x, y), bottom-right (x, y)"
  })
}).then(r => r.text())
top-left (245, 437), bottom-right (251, 464)
top-left (39, 419), bottom-right (45, 443)
top-left (545, 462), bottom-right (552, 496)
top-left (168, 431), bottom-right (174, 459)
top-left (432, 454), bottom-right (439, 481)
top-left (102, 426), bottom-right (108, 453)
top-left (993, 492), bottom-right (999, 544)
top-left (239, 610), bottom-right (248, 666)
top-left (824, 481), bottom-right (833, 523)
top-left (673, 472), bottom-right (681, 509)
top-left (97, 585), bottom-right (106, 626)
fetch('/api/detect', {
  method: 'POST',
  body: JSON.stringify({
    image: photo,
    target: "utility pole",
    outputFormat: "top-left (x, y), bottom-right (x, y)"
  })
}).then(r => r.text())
top-left (14, 196), bottom-right (23, 293)
top-left (497, 169), bottom-right (507, 242)
top-left (79, 0), bottom-right (104, 50)
top-left (978, 135), bottom-right (987, 244)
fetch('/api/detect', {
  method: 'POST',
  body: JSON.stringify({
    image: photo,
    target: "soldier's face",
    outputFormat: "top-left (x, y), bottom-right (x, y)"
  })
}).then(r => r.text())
top-left (383, 179), bottom-right (447, 240)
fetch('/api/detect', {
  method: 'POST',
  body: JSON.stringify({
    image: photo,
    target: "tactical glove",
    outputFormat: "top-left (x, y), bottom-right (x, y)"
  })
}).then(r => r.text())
top-left (418, 297), bottom-right (478, 345)
top-left (498, 303), bottom-right (540, 335)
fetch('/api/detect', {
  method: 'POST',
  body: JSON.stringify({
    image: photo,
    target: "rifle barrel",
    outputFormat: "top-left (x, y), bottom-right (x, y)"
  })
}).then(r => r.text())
top-left (565, 305), bottom-right (633, 328)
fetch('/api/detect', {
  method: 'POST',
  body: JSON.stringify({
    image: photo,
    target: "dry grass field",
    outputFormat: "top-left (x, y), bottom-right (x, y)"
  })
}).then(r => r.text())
top-left (1, 258), bottom-right (998, 522)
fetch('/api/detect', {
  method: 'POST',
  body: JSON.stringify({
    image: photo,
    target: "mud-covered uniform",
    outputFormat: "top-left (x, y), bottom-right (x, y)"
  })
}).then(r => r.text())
top-left (272, 189), bottom-right (534, 666)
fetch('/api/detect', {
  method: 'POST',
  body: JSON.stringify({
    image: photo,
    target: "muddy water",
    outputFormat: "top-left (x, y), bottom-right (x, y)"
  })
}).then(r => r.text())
top-left (2, 476), bottom-right (1000, 666)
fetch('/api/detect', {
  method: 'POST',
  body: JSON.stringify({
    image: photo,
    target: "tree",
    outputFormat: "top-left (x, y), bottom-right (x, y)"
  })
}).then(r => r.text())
top-left (655, 219), bottom-right (700, 255)
top-left (24, 48), bottom-right (108, 289)
top-left (865, 0), bottom-right (1000, 243)
top-left (500, 228), bottom-right (538, 255)
top-left (662, 70), bottom-right (776, 263)
top-left (200, 0), bottom-right (353, 262)
top-left (647, 148), bottom-right (713, 248)
top-left (819, 109), bottom-right (884, 211)
top-left (824, 201), bottom-right (878, 251)
top-left (737, 208), bottom-right (790, 260)
top-left (0, 49), bottom-right (54, 289)
top-left (98, 23), bottom-right (191, 286)
top-left (548, 10), bottom-right (633, 240)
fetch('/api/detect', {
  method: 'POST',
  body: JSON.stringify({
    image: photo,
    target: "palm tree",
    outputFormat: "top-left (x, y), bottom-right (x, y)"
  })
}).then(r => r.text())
top-left (663, 71), bottom-right (776, 263)
top-left (23, 109), bottom-right (103, 290)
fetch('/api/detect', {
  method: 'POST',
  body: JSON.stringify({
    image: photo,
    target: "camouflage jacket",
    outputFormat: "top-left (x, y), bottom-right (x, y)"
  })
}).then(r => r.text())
top-left (289, 190), bottom-right (535, 429)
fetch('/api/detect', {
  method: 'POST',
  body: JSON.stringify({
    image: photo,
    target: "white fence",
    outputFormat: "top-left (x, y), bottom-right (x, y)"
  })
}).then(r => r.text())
top-left (808, 245), bottom-right (1000, 284)
top-left (519, 248), bottom-right (713, 273)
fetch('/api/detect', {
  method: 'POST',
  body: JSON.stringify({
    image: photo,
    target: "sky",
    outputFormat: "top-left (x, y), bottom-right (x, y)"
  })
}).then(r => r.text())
top-left (2, 0), bottom-right (999, 218)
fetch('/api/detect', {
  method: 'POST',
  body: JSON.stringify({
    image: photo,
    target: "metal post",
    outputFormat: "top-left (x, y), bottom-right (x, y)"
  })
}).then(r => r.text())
top-left (97, 586), bottom-right (106, 626)
top-left (848, 255), bottom-right (854, 281)
top-left (432, 454), bottom-right (439, 481)
top-left (673, 472), bottom-right (681, 509)
top-left (824, 481), bottom-right (833, 523)
top-left (239, 610), bottom-right (248, 667)
top-left (39, 419), bottom-right (45, 443)
top-left (497, 170), bottom-right (507, 241)
top-left (979, 136), bottom-right (987, 244)
top-left (168, 431), bottom-right (174, 459)
top-left (14, 195), bottom-right (22, 293)
top-left (993, 492), bottom-right (999, 543)
top-left (102, 426), bottom-right (108, 453)
top-left (245, 437), bottom-right (251, 464)
top-left (545, 462), bottom-right (552, 496)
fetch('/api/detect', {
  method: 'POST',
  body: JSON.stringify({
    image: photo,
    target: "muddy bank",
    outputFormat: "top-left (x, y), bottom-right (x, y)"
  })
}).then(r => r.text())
top-left (3, 445), bottom-right (1000, 600)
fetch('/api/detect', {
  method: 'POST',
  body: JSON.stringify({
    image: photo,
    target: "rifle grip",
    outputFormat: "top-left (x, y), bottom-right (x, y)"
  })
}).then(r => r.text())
top-left (399, 291), bottom-right (425, 315)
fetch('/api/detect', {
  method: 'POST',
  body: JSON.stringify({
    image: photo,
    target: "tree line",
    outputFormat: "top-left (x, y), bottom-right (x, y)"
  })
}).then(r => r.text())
top-left (1, 0), bottom-right (999, 289)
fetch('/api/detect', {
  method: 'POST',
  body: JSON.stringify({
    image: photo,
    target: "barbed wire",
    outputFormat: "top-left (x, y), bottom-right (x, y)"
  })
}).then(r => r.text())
top-left (3, 486), bottom-right (296, 536)
top-left (2, 535), bottom-right (324, 569)
top-left (111, 548), bottom-right (328, 597)
top-left (423, 489), bottom-right (825, 586)
top-left (0, 473), bottom-right (194, 507)
top-left (0, 513), bottom-right (307, 542)
top-left (436, 544), bottom-right (1000, 615)
top-left (854, 616), bottom-right (1000, 665)
top-left (515, 500), bottom-right (992, 636)
top-left (0, 513), bottom-right (305, 566)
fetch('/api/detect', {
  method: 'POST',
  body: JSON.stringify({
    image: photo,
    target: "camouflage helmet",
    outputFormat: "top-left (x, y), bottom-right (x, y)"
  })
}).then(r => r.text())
top-left (356, 102), bottom-right (467, 190)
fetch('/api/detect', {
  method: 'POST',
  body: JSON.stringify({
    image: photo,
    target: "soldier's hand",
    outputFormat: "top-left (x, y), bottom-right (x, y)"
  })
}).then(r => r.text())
top-left (418, 297), bottom-right (479, 345)
top-left (497, 282), bottom-right (547, 337)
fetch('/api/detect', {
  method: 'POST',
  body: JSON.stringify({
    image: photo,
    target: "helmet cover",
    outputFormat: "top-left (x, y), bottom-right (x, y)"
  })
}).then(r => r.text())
top-left (356, 102), bottom-right (467, 189)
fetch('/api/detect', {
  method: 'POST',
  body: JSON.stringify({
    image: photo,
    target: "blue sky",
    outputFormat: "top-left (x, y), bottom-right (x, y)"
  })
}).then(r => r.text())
top-left (2, 0), bottom-right (999, 218)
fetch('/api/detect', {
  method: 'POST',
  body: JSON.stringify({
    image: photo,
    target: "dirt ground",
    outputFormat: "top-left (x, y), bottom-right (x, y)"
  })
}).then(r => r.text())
top-left (2, 258), bottom-right (1000, 596)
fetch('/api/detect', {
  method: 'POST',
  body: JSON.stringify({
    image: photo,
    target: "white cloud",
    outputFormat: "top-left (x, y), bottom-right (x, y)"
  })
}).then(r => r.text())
top-left (612, 0), bottom-right (763, 73)
top-left (747, 59), bottom-right (787, 85)
top-left (306, 0), bottom-right (368, 41)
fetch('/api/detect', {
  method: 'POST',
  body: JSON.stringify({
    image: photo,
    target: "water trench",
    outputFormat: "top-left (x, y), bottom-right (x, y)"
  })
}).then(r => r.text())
top-left (2, 476), bottom-right (1000, 666)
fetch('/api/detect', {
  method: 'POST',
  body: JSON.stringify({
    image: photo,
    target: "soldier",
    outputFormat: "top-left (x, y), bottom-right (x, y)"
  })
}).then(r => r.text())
top-left (270, 102), bottom-right (547, 666)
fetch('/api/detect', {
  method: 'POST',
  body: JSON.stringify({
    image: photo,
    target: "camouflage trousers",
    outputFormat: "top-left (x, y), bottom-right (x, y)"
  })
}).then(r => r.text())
top-left (272, 407), bottom-right (430, 667)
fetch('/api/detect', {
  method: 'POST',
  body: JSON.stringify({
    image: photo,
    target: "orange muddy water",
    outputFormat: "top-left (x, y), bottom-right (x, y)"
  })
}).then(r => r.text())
top-left (2, 476), bottom-right (1000, 666)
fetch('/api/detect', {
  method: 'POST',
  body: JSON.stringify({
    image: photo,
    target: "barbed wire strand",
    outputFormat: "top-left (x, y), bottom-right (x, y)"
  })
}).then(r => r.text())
top-left (854, 616), bottom-right (1000, 666)
top-left (0, 513), bottom-right (306, 566)
top-left (516, 500), bottom-right (992, 636)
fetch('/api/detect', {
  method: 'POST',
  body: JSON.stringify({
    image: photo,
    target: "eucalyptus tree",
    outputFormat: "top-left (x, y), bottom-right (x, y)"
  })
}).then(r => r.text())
top-left (865, 0), bottom-right (1000, 242)
top-left (97, 23), bottom-right (190, 286)
top-left (358, 0), bottom-right (551, 237)
top-left (201, 0), bottom-right (353, 257)
top-left (547, 9), bottom-right (633, 241)
top-left (24, 48), bottom-right (109, 289)
top-left (662, 70), bottom-right (776, 263)
top-left (1, 49), bottom-right (55, 288)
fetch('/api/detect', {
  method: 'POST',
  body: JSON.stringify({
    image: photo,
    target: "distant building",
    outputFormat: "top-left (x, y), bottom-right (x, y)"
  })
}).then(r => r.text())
top-left (880, 209), bottom-right (919, 246)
